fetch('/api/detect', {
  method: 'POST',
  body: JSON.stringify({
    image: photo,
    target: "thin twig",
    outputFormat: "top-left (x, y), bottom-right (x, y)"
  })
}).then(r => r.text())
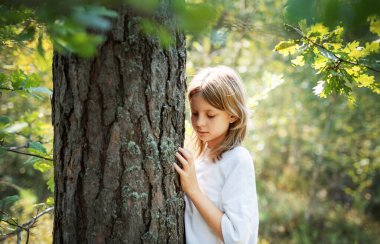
top-left (1, 147), bottom-right (52, 161)
top-left (284, 23), bottom-right (380, 73)
top-left (0, 211), bottom-right (24, 229)
top-left (0, 207), bottom-right (54, 242)
top-left (6, 145), bottom-right (28, 150)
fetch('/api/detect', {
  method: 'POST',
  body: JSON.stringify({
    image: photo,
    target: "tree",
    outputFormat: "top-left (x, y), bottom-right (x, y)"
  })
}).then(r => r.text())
top-left (51, 3), bottom-right (187, 243)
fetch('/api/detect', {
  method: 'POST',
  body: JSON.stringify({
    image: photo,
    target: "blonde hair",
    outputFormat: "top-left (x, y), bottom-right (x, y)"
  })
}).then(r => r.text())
top-left (187, 66), bottom-right (248, 162)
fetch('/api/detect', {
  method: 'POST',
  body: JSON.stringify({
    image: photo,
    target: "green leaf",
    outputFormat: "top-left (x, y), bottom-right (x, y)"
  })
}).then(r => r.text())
top-left (330, 26), bottom-right (344, 42)
top-left (141, 20), bottom-right (173, 48)
top-left (291, 55), bottom-right (305, 66)
top-left (24, 156), bottom-right (40, 165)
top-left (47, 176), bottom-right (54, 193)
top-left (53, 31), bottom-right (104, 57)
top-left (343, 41), bottom-right (367, 60)
top-left (0, 195), bottom-right (19, 208)
top-left (274, 41), bottom-right (299, 56)
top-left (4, 122), bottom-right (28, 133)
top-left (298, 19), bottom-right (308, 34)
top-left (46, 196), bottom-right (54, 205)
top-left (0, 72), bottom-right (8, 84)
top-left (37, 33), bottom-right (45, 57)
top-left (24, 73), bottom-right (41, 88)
top-left (15, 25), bottom-right (36, 42)
top-left (312, 55), bottom-right (328, 71)
top-left (368, 15), bottom-right (380, 36)
top-left (73, 6), bottom-right (113, 31)
top-left (50, 19), bottom-right (105, 57)
top-left (346, 66), bottom-right (361, 76)
top-left (10, 69), bottom-right (27, 89)
top-left (0, 116), bottom-right (11, 125)
top-left (307, 23), bottom-right (329, 37)
top-left (85, 6), bottom-right (118, 18)
top-left (27, 87), bottom-right (52, 98)
top-left (313, 80), bottom-right (325, 97)
top-left (33, 160), bottom-right (53, 173)
top-left (364, 41), bottom-right (380, 54)
top-left (356, 74), bottom-right (375, 87)
top-left (317, 47), bottom-right (338, 61)
top-left (28, 141), bottom-right (47, 154)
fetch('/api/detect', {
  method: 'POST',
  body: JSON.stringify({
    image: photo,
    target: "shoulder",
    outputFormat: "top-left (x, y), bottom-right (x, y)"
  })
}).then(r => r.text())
top-left (219, 146), bottom-right (254, 173)
top-left (222, 146), bottom-right (253, 163)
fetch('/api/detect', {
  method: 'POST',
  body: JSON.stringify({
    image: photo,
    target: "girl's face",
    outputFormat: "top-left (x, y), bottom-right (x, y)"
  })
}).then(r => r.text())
top-left (190, 93), bottom-right (236, 149)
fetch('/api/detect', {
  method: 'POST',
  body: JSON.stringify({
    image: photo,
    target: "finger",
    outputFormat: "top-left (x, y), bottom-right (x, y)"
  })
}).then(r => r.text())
top-left (175, 152), bottom-right (189, 169)
top-left (173, 163), bottom-right (184, 175)
top-left (178, 147), bottom-right (193, 165)
top-left (178, 147), bottom-right (189, 159)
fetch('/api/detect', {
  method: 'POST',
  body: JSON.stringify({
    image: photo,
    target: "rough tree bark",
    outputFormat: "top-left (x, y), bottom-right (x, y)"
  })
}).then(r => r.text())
top-left (52, 2), bottom-right (186, 243)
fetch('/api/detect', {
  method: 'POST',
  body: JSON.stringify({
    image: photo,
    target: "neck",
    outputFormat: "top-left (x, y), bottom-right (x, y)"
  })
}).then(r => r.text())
top-left (206, 132), bottom-right (227, 149)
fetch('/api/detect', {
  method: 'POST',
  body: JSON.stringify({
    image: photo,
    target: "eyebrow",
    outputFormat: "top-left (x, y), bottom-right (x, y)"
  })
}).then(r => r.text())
top-left (191, 109), bottom-right (218, 112)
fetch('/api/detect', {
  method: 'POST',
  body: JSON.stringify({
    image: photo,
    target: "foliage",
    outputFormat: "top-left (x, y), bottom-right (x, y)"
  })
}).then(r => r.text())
top-left (274, 19), bottom-right (380, 101)
top-left (0, 16), bottom-right (54, 241)
top-left (0, 4), bottom-right (117, 57)
top-left (0, 188), bottom-right (53, 243)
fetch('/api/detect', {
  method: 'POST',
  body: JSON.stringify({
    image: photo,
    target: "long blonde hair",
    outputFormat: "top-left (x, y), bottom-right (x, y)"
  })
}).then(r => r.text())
top-left (187, 66), bottom-right (248, 162)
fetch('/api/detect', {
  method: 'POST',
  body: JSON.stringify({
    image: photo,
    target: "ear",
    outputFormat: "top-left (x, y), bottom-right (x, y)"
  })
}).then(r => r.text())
top-left (229, 115), bottom-right (238, 123)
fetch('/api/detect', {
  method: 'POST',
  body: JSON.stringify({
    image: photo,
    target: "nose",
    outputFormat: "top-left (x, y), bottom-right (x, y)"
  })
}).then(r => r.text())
top-left (194, 115), bottom-right (206, 127)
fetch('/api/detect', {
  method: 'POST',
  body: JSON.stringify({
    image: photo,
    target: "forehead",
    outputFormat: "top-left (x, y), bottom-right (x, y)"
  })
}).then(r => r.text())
top-left (189, 93), bottom-right (220, 111)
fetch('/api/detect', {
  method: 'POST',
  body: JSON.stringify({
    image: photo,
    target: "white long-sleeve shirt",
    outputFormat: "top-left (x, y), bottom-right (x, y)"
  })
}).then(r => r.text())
top-left (184, 146), bottom-right (259, 244)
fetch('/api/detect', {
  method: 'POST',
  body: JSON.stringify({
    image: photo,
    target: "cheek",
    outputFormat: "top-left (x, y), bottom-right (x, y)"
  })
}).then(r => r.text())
top-left (190, 116), bottom-right (198, 127)
top-left (216, 118), bottom-right (230, 132)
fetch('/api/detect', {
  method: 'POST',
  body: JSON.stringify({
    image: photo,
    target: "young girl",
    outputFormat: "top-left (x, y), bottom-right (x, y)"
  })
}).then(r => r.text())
top-left (173, 66), bottom-right (259, 244)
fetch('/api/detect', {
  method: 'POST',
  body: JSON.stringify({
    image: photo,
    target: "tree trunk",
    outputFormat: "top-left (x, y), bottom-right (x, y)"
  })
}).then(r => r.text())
top-left (52, 3), bottom-right (186, 243)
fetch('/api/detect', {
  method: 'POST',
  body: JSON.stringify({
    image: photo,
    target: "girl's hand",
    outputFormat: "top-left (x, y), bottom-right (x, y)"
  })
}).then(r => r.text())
top-left (173, 147), bottom-right (200, 196)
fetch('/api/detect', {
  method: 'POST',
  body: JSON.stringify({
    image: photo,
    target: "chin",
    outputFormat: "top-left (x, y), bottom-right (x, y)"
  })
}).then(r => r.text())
top-left (198, 137), bottom-right (208, 142)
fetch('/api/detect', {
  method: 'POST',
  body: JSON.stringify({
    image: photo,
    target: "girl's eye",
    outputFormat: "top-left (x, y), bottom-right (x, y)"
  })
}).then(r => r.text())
top-left (207, 115), bottom-right (216, 118)
top-left (191, 112), bottom-right (198, 116)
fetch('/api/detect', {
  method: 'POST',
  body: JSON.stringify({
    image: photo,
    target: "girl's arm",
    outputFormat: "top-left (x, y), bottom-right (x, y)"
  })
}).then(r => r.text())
top-left (173, 147), bottom-right (224, 242)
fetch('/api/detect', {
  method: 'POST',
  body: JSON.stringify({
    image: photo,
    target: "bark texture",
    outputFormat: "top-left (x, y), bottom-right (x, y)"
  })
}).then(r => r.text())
top-left (52, 3), bottom-right (186, 243)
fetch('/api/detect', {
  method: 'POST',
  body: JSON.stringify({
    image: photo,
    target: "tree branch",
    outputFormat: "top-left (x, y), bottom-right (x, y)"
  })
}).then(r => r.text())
top-left (284, 23), bottom-right (380, 73)
top-left (1, 147), bottom-right (52, 161)
top-left (0, 207), bottom-right (54, 242)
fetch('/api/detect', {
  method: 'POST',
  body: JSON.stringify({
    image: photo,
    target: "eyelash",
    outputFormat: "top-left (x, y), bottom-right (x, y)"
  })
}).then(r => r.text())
top-left (191, 113), bottom-right (215, 118)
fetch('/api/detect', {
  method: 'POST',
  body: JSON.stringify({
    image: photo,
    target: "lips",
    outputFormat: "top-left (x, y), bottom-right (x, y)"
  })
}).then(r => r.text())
top-left (197, 131), bottom-right (208, 135)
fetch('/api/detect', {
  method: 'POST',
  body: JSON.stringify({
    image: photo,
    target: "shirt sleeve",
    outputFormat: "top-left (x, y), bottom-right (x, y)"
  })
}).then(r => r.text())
top-left (220, 149), bottom-right (259, 244)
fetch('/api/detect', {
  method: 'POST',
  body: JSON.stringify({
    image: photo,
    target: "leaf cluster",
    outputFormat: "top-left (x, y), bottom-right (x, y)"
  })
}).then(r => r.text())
top-left (0, 3), bottom-right (117, 57)
top-left (0, 70), bottom-right (52, 99)
top-left (275, 18), bottom-right (380, 101)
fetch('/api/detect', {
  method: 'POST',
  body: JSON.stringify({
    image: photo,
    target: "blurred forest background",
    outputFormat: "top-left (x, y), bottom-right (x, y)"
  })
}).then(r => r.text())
top-left (1, 0), bottom-right (379, 243)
